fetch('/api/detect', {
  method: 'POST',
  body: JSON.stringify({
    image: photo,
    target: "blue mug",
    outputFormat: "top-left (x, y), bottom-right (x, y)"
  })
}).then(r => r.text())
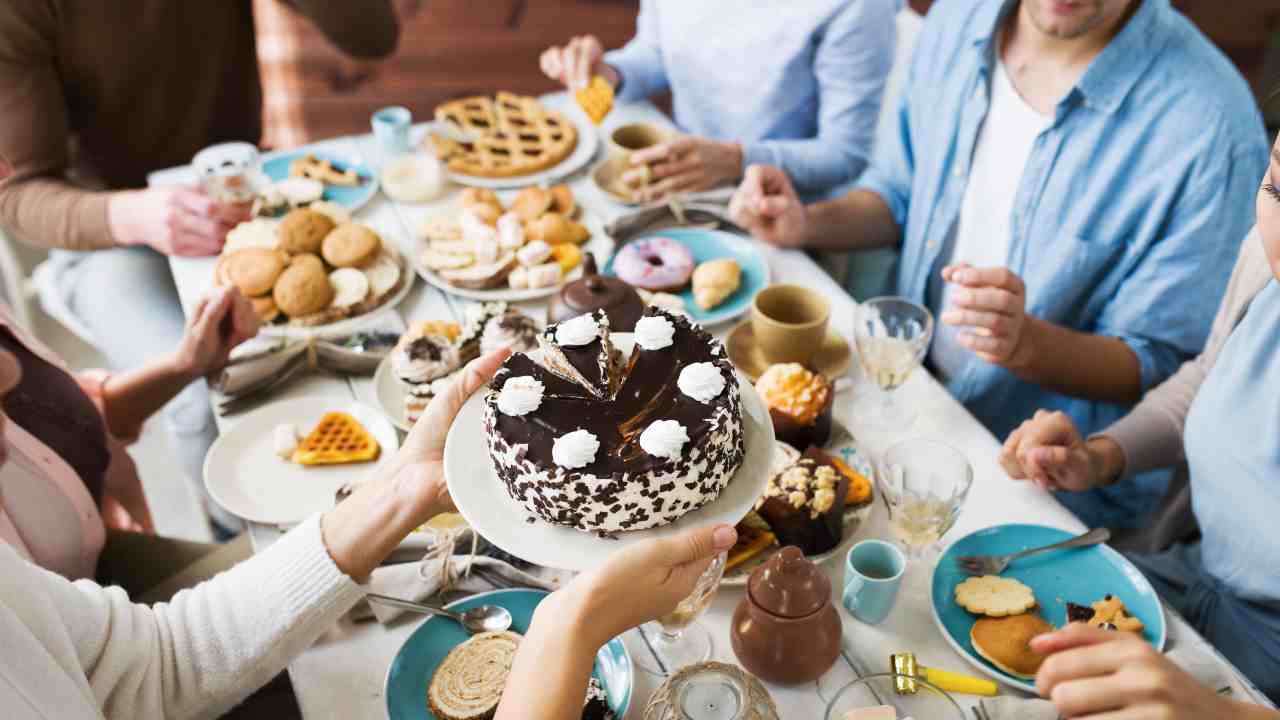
top-left (842, 539), bottom-right (907, 625)
top-left (371, 106), bottom-right (412, 154)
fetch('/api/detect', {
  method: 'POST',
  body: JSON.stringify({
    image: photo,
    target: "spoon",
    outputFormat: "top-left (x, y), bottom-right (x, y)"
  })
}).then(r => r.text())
top-left (366, 592), bottom-right (513, 634)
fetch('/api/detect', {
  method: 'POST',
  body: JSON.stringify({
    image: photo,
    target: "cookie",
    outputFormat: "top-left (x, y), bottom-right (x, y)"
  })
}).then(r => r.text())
top-left (1068, 595), bottom-right (1145, 633)
top-left (459, 187), bottom-right (501, 214)
top-left (278, 208), bottom-right (336, 255)
top-left (464, 201), bottom-right (501, 227)
top-left (321, 224), bottom-right (382, 268)
top-left (955, 575), bottom-right (1037, 617)
top-left (510, 186), bottom-right (553, 223)
top-left (221, 248), bottom-right (286, 297)
top-left (329, 267), bottom-right (370, 309)
top-left (308, 200), bottom-right (352, 226)
top-left (251, 295), bottom-right (281, 323)
top-left (273, 253), bottom-right (334, 317)
top-left (527, 212), bottom-right (576, 245)
top-left (549, 184), bottom-right (576, 217)
top-left (970, 613), bottom-right (1054, 679)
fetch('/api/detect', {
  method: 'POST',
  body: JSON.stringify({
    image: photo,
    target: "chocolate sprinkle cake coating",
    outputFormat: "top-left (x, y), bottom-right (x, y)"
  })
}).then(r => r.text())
top-left (484, 307), bottom-right (745, 533)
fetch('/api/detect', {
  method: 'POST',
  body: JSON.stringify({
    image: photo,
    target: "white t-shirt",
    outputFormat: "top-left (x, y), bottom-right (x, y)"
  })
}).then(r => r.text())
top-left (929, 61), bottom-right (1051, 382)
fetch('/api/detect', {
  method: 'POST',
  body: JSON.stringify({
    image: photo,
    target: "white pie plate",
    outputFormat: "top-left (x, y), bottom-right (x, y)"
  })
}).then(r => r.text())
top-left (204, 398), bottom-right (400, 525)
top-left (413, 208), bottom-right (614, 302)
top-left (444, 333), bottom-right (775, 571)
top-left (412, 102), bottom-right (601, 190)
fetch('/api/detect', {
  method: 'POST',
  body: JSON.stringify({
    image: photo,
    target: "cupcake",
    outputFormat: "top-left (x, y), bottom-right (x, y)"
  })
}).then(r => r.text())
top-left (754, 363), bottom-right (832, 448)
top-left (480, 309), bottom-right (541, 355)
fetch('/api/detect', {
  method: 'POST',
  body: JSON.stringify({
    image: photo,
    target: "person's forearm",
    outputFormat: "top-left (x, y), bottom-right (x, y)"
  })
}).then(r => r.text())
top-left (496, 594), bottom-right (599, 720)
top-left (0, 178), bottom-right (119, 251)
top-left (1012, 318), bottom-right (1142, 404)
top-left (100, 353), bottom-right (198, 440)
top-left (803, 189), bottom-right (900, 251)
top-left (320, 466), bottom-right (450, 581)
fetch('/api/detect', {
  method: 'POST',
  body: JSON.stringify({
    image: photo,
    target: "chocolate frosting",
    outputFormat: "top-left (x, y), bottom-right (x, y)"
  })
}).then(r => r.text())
top-left (548, 253), bottom-right (645, 331)
top-left (493, 308), bottom-right (735, 477)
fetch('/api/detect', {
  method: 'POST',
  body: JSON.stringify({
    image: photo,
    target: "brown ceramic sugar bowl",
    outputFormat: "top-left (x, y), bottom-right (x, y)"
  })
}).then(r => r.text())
top-left (731, 546), bottom-right (843, 685)
top-left (751, 285), bottom-right (831, 364)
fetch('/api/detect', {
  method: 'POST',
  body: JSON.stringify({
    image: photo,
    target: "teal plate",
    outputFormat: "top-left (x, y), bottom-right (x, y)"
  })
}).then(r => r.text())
top-left (931, 524), bottom-right (1166, 693)
top-left (262, 150), bottom-right (378, 211)
top-left (602, 228), bottom-right (769, 327)
top-left (384, 589), bottom-right (633, 719)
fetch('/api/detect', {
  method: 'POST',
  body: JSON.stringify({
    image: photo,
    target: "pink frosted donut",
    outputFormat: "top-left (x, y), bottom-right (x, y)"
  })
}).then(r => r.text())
top-left (612, 236), bottom-right (695, 291)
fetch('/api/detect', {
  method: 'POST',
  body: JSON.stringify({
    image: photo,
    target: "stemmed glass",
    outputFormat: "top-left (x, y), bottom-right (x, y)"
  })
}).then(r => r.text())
top-left (876, 439), bottom-right (972, 560)
top-left (854, 297), bottom-right (934, 429)
top-left (633, 551), bottom-right (727, 676)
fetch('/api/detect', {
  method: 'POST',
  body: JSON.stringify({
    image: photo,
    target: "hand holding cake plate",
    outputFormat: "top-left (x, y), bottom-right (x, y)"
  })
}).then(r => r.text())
top-left (443, 310), bottom-right (774, 571)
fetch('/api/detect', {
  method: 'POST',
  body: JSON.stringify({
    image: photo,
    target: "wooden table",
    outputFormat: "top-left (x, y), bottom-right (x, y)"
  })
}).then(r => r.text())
top-left (153, 98), bottom-right (1272, 717)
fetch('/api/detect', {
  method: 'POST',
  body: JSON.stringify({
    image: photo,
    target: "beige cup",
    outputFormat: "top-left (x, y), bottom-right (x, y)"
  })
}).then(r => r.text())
top-left (751, 285), bottom-right (831, 365)
top-left (608, 122), bottom-right (669, 159)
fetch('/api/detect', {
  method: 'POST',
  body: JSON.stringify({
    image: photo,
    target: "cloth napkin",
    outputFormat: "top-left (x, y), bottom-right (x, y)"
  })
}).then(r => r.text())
top-left (348, 527), bottom-right (571, 624)
top-left (979, 645), bottom-right (1243, 719)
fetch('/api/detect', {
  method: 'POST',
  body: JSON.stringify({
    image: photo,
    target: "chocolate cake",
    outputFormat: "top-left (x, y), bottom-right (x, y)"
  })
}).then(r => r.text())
top-left (484, 307), bottom-right (745, 533)
top-left (755, 447), bottom-right (850, 555)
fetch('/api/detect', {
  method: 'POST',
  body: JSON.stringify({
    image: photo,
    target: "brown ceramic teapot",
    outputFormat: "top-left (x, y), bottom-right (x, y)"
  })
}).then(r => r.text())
top-left (730, 545), bottom-right (842, 685)
top-left (547, 252), bottom-right (645, 331)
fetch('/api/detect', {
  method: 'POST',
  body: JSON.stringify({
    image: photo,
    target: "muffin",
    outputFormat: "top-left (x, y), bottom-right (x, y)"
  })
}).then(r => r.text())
top-left (220, 248), bottom-right (286, 297)
top-left (755, 363), bottom-right (833, 448)
top-left (278, 208), bottom-right (335, 255)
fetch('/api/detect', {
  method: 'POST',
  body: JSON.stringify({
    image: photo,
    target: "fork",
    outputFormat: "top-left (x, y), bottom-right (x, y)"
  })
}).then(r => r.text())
top-left (957, 527), bottom-right (1110, 576)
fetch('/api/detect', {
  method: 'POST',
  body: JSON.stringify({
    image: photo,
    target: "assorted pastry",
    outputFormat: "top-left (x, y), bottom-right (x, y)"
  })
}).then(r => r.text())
top-left (755, 362), bottom-right (834, 448)
top-left (728, 444), bottom-right (874, 571)
top-left (428, 92), bottom-right (579, 179)
top-left (953, 575), bottom-right (1053, 680)
top-left (290, 153), bottom-right (364, 186)
top-left (484, 307), bottom-right (744, 533)
top-left (611, 236), bottom-right (743, 311)
top-left (419, 186), bottom-right (589, 291)
top-left (575, 76), bottom-right (615, 125)
top-left (391, 303), bottom-right (540, 425)
top-left (215, 208), bottom-right (404, 326)
top-left (426, 630), bottom-right (616, 720)
top-left (272, 412), bottom-right (381, 467)
top-left (1066, 594), bottom-right (1145, 633)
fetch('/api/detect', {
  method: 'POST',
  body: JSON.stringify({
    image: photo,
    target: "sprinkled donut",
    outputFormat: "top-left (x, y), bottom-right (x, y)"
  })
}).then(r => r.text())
top-left (612, 236), bottom-right (695, 291)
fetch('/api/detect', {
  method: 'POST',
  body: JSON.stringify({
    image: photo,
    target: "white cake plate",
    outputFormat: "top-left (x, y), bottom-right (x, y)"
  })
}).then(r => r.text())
top-left (443, 334), bottom-right (775, 571)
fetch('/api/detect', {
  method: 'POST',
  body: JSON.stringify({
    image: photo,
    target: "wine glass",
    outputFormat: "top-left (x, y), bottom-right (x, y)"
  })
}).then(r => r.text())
top-left (633, 551), bottom-right (726, 676)
top-left (877, 439), bottom-right (972, 559)
top-left (854, 297), bottom-right (933, 429)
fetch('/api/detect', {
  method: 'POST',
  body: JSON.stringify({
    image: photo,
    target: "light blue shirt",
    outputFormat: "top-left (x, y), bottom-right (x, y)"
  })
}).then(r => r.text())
top-left (856, 0), bottom-right (1268, 447)
top-left (605, 0), bottom-right (900, 197)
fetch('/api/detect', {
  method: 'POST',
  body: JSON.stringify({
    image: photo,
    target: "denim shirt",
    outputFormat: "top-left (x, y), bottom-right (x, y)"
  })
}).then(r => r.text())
top-left (605, 0), bottom-right (901, 197)
top-left (855, 0), bottom-right (1268, 443)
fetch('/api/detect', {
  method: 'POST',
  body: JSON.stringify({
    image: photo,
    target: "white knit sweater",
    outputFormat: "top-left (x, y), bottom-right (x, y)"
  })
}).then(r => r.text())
top-left (0, 515), bottom-right (364, 719)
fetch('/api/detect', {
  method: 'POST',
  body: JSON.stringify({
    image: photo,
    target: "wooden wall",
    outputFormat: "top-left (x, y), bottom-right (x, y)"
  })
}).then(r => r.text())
top-left (255, 0), bottom-right (639, 146)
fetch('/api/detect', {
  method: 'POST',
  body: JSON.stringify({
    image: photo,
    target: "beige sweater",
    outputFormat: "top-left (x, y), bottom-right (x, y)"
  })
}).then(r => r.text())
top-left (0, 515), bottom-right (363, 719)
top-left (1104, 227), bottom-right (1275, 476)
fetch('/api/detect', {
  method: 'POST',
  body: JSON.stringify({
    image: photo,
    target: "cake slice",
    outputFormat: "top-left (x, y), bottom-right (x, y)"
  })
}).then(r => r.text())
top-left (755, 447), bottom-right (850, 555)
top-left (427, 630), bottom-right (521, 720)
top-left (537, 309), bottom-right (623, 399)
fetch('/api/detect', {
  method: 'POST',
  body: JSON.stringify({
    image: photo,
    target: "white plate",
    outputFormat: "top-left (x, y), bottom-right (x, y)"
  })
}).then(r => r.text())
top-left (373, 353), bottom-right (413, 432)
top-left (721, 442), bottom-right (876, 586)
top-left (413, 106), bottom-right (601, 190)
top-left (443, 333), bottom-right (775, 571)
top-left (413, 209), bottom-right (615, 302)
top-left (257, 245), bottom-right (416, 340)
top-left (204, 398), bottom-right (400, 525)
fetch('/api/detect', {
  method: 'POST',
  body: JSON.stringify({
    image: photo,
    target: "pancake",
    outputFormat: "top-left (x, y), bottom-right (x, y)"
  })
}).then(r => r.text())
top-left (970, 613), bottom-right (1054, 680)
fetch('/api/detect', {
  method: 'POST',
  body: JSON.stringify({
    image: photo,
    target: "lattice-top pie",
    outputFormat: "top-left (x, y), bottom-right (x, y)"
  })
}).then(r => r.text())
top-left (429, 92), bottom-right (578, 179)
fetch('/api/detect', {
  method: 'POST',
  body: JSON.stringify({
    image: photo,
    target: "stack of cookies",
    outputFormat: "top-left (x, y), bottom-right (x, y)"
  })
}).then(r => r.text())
top-left (419, 186), bottom-right (589, 291)
top-left (215, 207), bottom-right (403, 326)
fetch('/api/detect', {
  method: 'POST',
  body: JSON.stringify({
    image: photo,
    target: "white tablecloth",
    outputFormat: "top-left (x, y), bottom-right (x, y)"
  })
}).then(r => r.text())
top-left (153, 98), bottom-right (1271, 718)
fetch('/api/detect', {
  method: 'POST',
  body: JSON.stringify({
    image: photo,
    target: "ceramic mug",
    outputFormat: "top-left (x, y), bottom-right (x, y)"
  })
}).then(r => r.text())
top-left (372, 106), bottom-right (412, 155)
top-left (842, 539), bottom-right (907, 625)
top-left (751, 284), bottom-right (831, 364)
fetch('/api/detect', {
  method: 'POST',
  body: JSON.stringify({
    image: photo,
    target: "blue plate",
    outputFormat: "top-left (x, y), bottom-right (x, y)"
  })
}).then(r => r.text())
top-left (261, 150), bottom-right (378, 211)
top-left (384, 589), bottom-right (633, 719)
top-left (931, 524), bottom-right (1166, 693)
top-left (602, 228), bottom-right (769, 327)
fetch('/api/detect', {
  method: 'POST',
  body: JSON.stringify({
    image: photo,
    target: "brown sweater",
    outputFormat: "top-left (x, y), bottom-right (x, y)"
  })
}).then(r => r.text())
top-left (0, 0), bottom-right (398, 251)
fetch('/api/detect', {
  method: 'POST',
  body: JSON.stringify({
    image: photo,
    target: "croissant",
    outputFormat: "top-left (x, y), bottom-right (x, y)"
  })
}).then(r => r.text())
top-left (692, 258), bottom-right (741, 310)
